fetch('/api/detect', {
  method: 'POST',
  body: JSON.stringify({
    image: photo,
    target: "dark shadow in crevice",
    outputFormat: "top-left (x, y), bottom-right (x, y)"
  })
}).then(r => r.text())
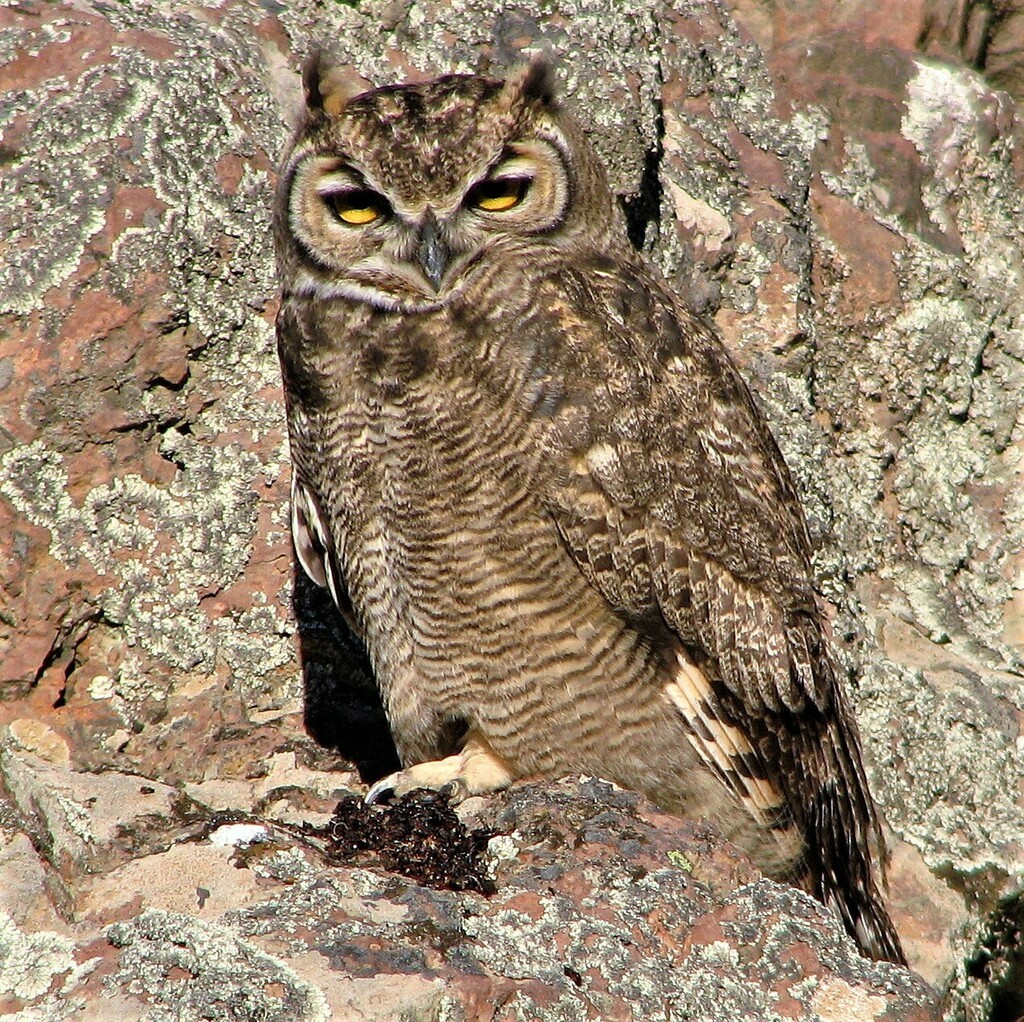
top-left (620, 138), bottom-right (663, 253)
top-left (966, 891), bottom-right (1024, 1022)
top-left (291, 566), bottom-right (399, 785)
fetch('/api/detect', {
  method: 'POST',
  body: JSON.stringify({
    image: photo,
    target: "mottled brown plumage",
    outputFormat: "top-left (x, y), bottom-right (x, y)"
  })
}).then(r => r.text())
top-left (274, 56), bottom-right (904, 963)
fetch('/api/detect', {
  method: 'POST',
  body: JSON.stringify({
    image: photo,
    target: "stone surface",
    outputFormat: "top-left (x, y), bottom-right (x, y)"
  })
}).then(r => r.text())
top-left (731, 0), bottom-right (1024, 103)
top-left (1, 0), bottom-right (1021, 1018)
top-left (0, 778), bottom-right (938, 1021)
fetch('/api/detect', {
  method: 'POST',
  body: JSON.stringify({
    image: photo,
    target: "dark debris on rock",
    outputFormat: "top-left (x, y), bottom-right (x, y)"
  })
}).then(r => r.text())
top-left (299, 789), bottom-right (496, 895)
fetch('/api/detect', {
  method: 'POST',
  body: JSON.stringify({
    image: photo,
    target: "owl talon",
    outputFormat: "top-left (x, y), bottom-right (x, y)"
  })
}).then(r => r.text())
top-left (364, 775), bottom-right (400, 805)
top-left (438, 778), bottom-right (472, 804)
top-left (363, 731), bottom-right (515, 806)
top-left (364, 774), bottom-right (470, 807)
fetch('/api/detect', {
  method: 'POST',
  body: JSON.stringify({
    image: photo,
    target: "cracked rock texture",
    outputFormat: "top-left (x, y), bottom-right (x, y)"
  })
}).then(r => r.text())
top-left (0, 775), bottom-right (938, 1022)
top-left (0, 0), bottom-right (1021, 1018)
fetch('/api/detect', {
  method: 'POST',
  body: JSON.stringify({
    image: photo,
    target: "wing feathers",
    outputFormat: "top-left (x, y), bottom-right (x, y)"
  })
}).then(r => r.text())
top-left (662, 642), bottom-right (785, 818)
top-left (540, 277), bottom-right (902, 958)
top-left (291, 474), bottom-right (330, 589)
top-left (291, 475), bottom-right (358, 630)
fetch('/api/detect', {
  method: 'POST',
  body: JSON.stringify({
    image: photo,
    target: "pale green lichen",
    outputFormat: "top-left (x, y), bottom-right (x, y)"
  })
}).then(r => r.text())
top-left (858, 652), bottom-right (1024, 875)
top-left (463, 865), bottom-right (702, 1013)
top-left (0, 912), bottom-right (76, 1002)
top-left (667, 849), bottom-right (694, 873)
top-left (0, 6), bottom-right (294, 703)
top-left (0, 435), bottom-right (261, 674)
top-left (804, 51), bottom-right (1024, 900)
top-left (901, 60), bottom-right (994, 163)
top-left (485, 833), bottom-right (521, 864)
top-left (98, 653), bottom-right (169, 728)
top-left (105, 910), bottom-right (330, 1022)
top-left (673, 941), bottom-right (789, 1022)
top-left (499, 992), bottom-right (592, 1022)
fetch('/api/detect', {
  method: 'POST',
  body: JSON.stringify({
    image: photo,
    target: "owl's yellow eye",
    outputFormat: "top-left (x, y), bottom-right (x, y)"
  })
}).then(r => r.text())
top-left (339, 205), bottom-right (379, 225)
top-left (469, 177), bottom-right (529, 212)
top-left (326, 190), bottom-right (388, 226)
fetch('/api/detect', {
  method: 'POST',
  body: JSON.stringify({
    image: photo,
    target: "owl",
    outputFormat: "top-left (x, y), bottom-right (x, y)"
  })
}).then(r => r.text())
top-left (274, 54), bottom-right (905, 964)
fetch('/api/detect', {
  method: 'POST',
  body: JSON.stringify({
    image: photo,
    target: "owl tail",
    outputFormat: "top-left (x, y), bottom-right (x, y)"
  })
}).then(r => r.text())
top-left (805, 767), bottom-right (907, 965)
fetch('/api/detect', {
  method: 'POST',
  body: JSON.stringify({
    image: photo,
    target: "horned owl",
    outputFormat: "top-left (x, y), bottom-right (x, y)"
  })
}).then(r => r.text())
top-left (274, 55), bottom-right (904, 964)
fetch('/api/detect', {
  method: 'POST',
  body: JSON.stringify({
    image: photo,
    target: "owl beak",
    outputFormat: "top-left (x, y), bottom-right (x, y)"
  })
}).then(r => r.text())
top-left (414, 214), bottom-right (450, 291)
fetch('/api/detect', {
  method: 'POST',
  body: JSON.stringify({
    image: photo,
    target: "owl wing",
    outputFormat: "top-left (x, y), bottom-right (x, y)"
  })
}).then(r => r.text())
top-left (290, 472), bottom-right (361, 637)
top-left (538, 264), bottom-right (828, 721)
top-left (540, 309), bottom-right (822, 819)
top-left (534, 264), bottom-right (902, 960)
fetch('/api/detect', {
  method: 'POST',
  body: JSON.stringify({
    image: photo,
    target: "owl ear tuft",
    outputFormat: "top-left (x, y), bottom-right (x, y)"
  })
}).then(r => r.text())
top-left (502, 55), bottom-right (558, 109)
top-left (302, 50), bottom-right (370, 117)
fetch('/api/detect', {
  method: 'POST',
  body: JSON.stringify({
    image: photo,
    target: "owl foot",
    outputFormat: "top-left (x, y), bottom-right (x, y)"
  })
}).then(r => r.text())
top-left (365, 730), bottom-right (516, 805)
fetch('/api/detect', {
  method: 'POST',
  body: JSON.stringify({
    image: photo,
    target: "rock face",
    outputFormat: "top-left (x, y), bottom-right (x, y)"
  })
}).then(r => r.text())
top-left (0, 0), bottom-right (1020, 1018)
top-left (0, 774), bottom-right (938, 1021)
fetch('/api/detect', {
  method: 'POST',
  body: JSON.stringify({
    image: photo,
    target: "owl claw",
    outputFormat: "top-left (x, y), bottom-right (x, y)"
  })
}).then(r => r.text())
top-left (363, 730), bottom-right (516, 806)
top-left (364, 775), bottom-right (399, 805)
top-left (438, 778), bottom-right (470, 803)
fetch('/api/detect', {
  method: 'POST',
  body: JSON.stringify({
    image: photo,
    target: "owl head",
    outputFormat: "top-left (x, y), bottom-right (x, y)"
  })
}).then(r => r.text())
top-left (274, 56), bottom-right (625, 312)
